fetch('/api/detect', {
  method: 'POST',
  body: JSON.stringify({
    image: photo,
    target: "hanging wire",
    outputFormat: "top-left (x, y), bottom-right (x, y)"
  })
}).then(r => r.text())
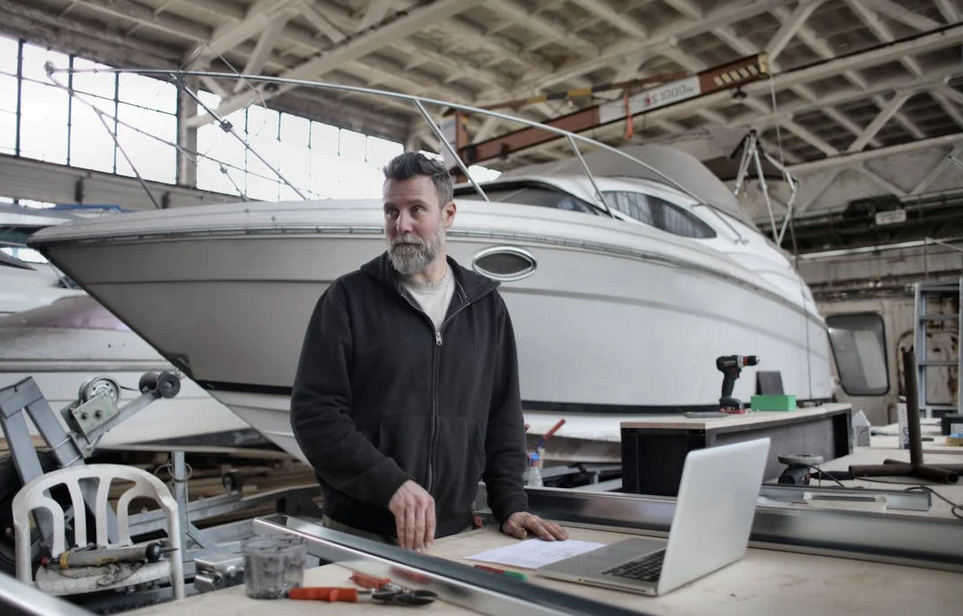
top-left (46, 65), bottom-right (321, 203)
top-left (46, 71), bottom-right (264, 201)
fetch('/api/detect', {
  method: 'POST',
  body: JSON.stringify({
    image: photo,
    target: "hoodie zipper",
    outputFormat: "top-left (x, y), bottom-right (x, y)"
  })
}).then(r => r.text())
top-left (426, 298), bottom-right (472, 492)
top-left (396, 276), bottom-right (492, 494)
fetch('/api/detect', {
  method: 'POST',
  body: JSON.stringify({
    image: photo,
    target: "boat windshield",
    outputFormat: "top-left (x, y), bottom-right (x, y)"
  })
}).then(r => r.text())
top-left (454, 182), bottom-right (602, 215)
top-left (600, 190), bottom-right (717, 239)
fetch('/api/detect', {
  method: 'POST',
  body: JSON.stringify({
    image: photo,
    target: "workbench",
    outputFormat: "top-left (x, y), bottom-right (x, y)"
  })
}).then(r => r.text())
top-left (125, 419), bottom-right (963, 616)
top-left (125, 522), bottom-right (962, 616)
top-left (621, 403), bottom-right (852, 495)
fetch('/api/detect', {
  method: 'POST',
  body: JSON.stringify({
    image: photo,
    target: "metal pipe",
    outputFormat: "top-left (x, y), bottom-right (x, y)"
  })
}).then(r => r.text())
top-left (411, 100), bottom-right (488, 203)
top-left (48, 66), bottom-right (707, 208)
top-left (0, 569), bottom-right (98, 616)
top-left (905, 349), bottom-right (924, 466)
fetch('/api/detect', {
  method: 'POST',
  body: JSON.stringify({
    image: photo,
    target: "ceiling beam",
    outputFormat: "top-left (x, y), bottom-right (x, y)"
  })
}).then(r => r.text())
top-left (660, 0), bottom-right (702, 19)
top-left (292, 0), bottom-right (555, 122)
top-left (569, 0), bottom-right (647, 38)
top-left (753, 24), bottom-right (963, 91)
top-left (821, 105), bottom-right (880, 146)
top-left (487, 0), bottom-right (599, 58)
top-left (766, 0), bottom-right (823, 63)
top-left (932, 92), bottom-right (963, 130)
top-left (294, 2), bottom-right (520, 95)
top-left (74, 0), bottom-right (210, 43)
top-left (708, 14), bottom-right (868, 152)
top-left (938, 85), bottom-right (963, 107)
top-left (933, 0), bottom-right (960, 23)
top-left (300, 0), bottom-right (347, 43)
top-left (185, 0), bottom-right (300, 67)
top-left (856, 164), bottom-right (907, 197)
top-left (847, 0), bottom-right (923, 77)
top-left (357, 0), bottom-right (393, 31)
top-left (187, 0), bottom-right (487, 127)
top-left (794, 169), bottom-right (841, 215)
top-left (71, 0), bottom-right (290, 75)
top-left (784, 120), bottom-right (839, 156)
top-left (234, 9), bottom-right (297, 92)
top-left (439, 16), bottom-right (557, 77)
top-left (664, 24), bottom-right (840, 159)
top-left (788, 132), bottom-right (963, 174)
top-left (861, 0), bottom-right (941, 32)
top-left (529, 0), bottom-right (798, 90)
top-left (729, 65), bottom-right (958, 129)
top-left (911, 145), bottom-right (963, 194)
top-left (781, 3), bottom-right (925, 140)
top-left (0, 0), bottom-right (180, 68)
top-left (846, 90), bottom-right (913, 153)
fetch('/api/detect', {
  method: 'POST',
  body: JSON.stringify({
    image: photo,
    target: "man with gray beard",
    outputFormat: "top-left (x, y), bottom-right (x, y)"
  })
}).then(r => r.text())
top-left (291, 152), bottom-right (567, 551)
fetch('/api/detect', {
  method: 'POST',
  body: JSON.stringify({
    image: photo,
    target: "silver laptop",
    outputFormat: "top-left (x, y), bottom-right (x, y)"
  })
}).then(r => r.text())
top-left (537, 438), bottom-right (770, 596)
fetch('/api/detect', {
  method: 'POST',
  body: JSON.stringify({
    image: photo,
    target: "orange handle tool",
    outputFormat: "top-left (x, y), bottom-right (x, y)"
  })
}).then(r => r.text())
top-left (288, 587), bottom-right (359, 602)
top-left (350, 571), bottom-right (392, 590)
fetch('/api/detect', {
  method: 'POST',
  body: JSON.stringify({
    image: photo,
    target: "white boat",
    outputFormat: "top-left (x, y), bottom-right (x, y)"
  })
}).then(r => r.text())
top-left (0, 205), bottom-right (87, 316)
top-left (22, 74), bottom-right (832, 462)
top-left (27, 146), bottom-right (832, 463)
top-left (0, 295), bottom-right (256, 448)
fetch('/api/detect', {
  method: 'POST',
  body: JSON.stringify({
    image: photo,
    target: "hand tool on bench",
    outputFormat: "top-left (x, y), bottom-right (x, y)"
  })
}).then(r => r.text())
top-left (288, 586), bottom-right (437, 606)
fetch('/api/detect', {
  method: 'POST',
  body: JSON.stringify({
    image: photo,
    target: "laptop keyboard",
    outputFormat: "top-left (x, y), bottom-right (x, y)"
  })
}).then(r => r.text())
top-left (602, 549), bottom-right (665, 582)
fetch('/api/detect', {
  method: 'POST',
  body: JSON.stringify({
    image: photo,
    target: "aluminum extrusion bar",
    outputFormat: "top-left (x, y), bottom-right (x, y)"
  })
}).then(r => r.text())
top-left (759, 483), bottom-right (932, 511)
top-left (253, 515), bottom-right (654, 616)
top-left (569, 479), bottom-right (933, 511)
top-left (479, 486), bottom-right (963, 572)
top-left (0, 569), bottom-right (98, 616)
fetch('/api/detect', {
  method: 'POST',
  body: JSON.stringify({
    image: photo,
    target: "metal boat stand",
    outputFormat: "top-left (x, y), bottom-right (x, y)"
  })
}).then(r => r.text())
top-left (0, 376), bottom-right (321, 580)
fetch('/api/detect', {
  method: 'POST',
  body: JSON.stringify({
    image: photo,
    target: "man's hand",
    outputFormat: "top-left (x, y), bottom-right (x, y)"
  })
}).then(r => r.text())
top-left (388, 480), bottom-right (436, 551)
top-left (501, 511), bottom-right (569, 541)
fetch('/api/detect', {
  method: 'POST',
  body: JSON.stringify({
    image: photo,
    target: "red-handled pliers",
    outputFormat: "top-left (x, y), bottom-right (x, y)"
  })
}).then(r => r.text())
top-left (288, 586), bottom-right (437, 606)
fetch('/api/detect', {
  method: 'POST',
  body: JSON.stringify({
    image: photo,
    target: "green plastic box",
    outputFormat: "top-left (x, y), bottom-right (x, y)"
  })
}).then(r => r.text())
top-left (750, 394), bottom-right (797, 411)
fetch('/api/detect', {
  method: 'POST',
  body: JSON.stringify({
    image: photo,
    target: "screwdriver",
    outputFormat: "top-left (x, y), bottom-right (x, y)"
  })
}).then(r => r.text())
top-left (57, 542), bottom-right (178, 569)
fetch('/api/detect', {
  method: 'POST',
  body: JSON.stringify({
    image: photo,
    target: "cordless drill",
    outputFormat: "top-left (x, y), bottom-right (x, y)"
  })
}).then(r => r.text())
top-left (716, 355), bottom-right (759, 411)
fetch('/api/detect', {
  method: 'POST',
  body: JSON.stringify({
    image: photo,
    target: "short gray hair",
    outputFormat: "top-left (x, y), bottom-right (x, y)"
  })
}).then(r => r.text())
top-left (383, 152), bottom-right (454, 206)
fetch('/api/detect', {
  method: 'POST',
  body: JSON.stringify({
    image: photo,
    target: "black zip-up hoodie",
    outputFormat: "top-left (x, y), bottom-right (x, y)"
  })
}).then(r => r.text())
top-left (290, 252), bottom-right (529, 539)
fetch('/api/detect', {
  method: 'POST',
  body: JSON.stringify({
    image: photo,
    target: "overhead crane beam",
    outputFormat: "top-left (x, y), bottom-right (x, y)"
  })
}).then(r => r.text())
top-left (450, 53), bottom-right (769, 167)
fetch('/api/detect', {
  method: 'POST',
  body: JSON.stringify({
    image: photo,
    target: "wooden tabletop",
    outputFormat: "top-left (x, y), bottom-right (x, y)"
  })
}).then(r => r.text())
top-left (127, 521), bottom-right (963, 616)
top-left (619, 403), bottom-right (851, 430)
top-left (125, 413), bottom-right (963, 616)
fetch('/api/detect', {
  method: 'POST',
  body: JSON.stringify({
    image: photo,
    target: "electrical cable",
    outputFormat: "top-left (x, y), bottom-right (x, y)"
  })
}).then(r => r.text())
top-left (806, 464), bottom-right (849, 488)
top-left (851, 476), bottom-right (963, 520)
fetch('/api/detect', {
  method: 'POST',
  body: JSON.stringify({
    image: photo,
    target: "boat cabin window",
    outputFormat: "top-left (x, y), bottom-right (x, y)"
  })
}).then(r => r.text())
top-left (600, 191), bottom-right (716, 239)
top-left (465, 185), bottom-right (600, 215)
top-left (826, 313), bottom-right (889, 396)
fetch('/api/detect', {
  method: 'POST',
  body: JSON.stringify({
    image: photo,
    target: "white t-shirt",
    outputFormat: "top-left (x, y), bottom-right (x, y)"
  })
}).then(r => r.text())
top-left (401, 266), bottom-right (455, 332)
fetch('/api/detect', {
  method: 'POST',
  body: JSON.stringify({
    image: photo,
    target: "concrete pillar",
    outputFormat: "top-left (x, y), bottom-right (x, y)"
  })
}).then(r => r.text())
top-left (176, 76), bottom-right (199, 188)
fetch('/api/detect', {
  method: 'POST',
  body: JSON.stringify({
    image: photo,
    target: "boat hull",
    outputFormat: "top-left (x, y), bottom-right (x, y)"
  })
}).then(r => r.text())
top-left (0, 324), bottom-right (255, 448)
top-left (30, 201), bottom-right (833, 461)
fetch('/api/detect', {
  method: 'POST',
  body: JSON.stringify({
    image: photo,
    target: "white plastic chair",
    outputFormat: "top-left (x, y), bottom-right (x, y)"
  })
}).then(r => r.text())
top-left (12, 463), bottom-right (184, 600)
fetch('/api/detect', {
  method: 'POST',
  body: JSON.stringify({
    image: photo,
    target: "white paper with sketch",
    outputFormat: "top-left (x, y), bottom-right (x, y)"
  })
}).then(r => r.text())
top-left (466, 539), bottom-right (606, 570)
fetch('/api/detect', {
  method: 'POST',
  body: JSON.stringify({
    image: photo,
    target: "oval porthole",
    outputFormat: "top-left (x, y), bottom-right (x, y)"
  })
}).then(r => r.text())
top-left (472, 246), bottom-right (537, 282)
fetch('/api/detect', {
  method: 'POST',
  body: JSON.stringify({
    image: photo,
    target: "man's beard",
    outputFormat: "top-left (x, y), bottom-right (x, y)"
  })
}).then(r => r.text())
top-left (387, 222), bottom-right (446, 276)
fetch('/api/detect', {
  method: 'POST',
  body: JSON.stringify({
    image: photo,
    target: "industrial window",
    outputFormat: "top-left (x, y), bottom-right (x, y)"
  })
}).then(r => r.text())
top-left (600, 191), bottom-right (716, 238)
top-left (826, 313), bottom-right (889, 396)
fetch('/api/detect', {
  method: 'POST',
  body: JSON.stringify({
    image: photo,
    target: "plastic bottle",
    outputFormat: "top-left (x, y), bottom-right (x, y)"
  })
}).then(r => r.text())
top-left (526, 452), bottom-right (543, 487)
